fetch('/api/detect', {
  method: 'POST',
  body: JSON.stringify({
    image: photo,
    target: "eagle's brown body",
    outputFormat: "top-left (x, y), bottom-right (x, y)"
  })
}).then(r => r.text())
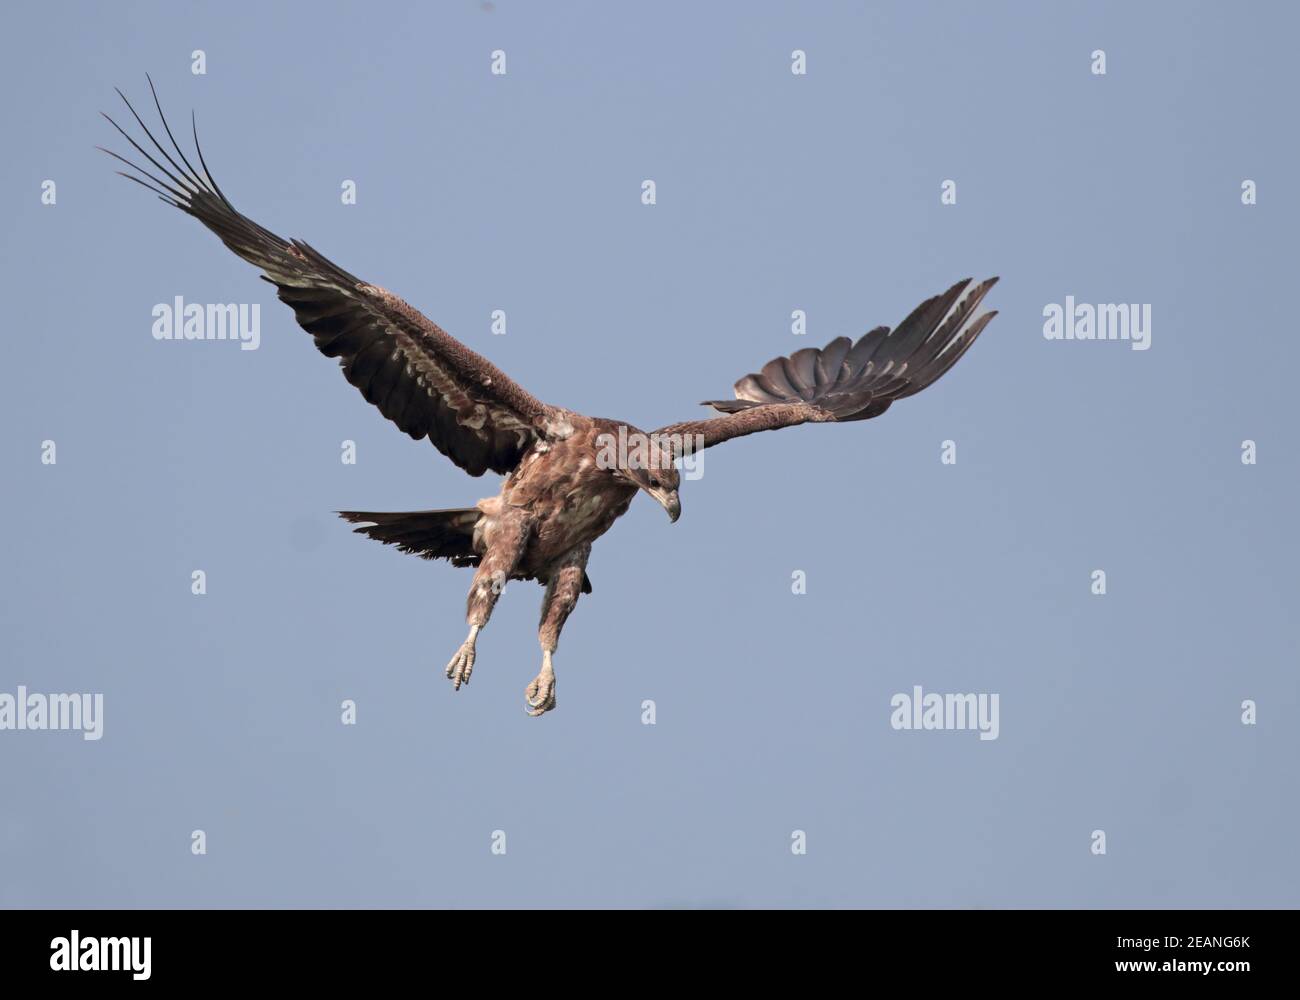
top-left (104, 79), bottom-right (999, 715)
top-left (495, 417), bottom-right (639, 574)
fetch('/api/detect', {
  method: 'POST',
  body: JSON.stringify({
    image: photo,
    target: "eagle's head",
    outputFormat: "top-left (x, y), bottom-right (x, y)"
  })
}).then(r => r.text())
top-left (633, 461), bottom-right (681, 523)
top-left (602, 436), bottom-right (680, 522)
top-left (595, 423), bottom-right (682, 522)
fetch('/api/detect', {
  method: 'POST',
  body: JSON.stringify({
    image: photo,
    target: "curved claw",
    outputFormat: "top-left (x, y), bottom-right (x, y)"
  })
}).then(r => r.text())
top-left (445, 642), bottom-right (476, 690)
top-left (444, 625), bottom-right (481, 691)
top-left (524, 669), bottom-right (557, 717)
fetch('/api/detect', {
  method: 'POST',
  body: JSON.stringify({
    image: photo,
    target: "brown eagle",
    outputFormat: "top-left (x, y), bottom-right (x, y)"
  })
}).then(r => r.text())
top-left (103, 81), bottom-right (999, 716)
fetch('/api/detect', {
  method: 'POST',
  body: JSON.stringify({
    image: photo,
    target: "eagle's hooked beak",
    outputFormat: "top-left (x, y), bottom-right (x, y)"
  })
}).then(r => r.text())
top-left (648, 487), bottom-right (681, 523)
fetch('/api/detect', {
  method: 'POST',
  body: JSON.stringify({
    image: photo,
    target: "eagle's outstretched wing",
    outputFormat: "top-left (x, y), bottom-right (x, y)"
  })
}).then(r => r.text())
top-left (654, 277), bottom-right (998, 453)
top-left (101, 79), bottom-right (563, 477)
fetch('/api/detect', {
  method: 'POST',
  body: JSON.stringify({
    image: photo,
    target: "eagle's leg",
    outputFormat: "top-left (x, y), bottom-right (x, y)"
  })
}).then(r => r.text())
top-left (445, 509), bottom-right (532, 691)
top-left (527, 544), bottom-right (590, 717)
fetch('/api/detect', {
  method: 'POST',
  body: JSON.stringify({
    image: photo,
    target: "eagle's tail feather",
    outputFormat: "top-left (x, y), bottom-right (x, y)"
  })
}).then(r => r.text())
top-left (338, 508), bottom-right (481, 566)
top-left (703, 277), bottom-right (998, 422)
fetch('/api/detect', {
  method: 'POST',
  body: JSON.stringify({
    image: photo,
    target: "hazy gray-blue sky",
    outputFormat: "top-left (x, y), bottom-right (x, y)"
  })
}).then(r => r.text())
top-left (2, 0), bottom-right (1296, 907)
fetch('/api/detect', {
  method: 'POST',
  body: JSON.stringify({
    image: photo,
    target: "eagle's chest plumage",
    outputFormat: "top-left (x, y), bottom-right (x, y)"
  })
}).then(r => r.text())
top-left (485, 430), bottom-right (636, 574)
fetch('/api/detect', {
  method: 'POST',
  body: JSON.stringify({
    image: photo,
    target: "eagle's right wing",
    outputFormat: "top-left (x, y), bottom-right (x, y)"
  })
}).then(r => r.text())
top-left (102, 79), bottom-right (564, 477)
top-left (655, 277), bottom-right (998, 453)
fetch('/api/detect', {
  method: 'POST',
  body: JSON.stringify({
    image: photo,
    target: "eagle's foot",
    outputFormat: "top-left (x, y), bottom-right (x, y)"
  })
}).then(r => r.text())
top-left (444, 625), bottom-right (480, 690)
top-left (525, 653), bottom-right (557, 717)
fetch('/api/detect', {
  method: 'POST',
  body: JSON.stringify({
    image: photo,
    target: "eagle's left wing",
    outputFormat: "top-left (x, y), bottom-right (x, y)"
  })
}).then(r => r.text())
top-left (654, 277), bottom-right (998, 454)
top-left (100, 79), bottom-right (564, 478)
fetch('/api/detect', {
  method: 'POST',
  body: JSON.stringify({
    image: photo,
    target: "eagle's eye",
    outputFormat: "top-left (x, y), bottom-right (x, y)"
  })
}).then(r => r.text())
top-left (649, 476), bottom-right (661, 488)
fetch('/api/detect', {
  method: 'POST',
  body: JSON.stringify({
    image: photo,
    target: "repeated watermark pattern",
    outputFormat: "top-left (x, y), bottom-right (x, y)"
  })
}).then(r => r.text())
top-left (890, 686), bottom-right (1000, 741)
top-left (0, 687), bottom-right (103, 741)
top-left (1043, 297), bottom-right (1152, 351)
top-left (152, 297), bottom-right (261, 350)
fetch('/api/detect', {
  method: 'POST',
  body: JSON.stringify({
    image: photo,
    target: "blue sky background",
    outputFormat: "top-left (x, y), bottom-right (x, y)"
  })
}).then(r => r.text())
top-left (1, 0), bottom-right (1297, 907)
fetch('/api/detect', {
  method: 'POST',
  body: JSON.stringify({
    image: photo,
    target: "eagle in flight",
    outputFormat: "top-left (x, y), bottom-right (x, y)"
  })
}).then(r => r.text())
top-left (103, 80), bottom-right (999, 716)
